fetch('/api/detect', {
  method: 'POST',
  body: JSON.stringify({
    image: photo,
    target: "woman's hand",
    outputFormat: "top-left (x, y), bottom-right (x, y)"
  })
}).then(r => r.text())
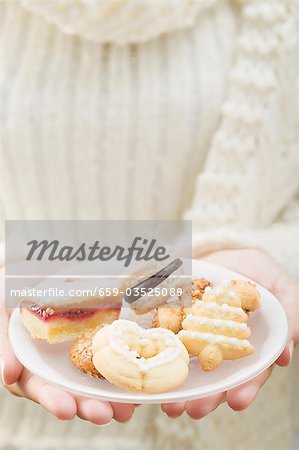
top-left (162, 248), bottom-right (299, 419)
top-left (0, 268), bottom-right (136, 425)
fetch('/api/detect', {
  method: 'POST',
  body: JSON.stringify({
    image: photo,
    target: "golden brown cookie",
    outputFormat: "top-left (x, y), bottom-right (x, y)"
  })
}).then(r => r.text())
top-left (153, 278), bottom-right (212, 333)
top-left (229, 279), bottom-right (261, 312)
top-left (192, 278), bottom-right (213, 301)
top-left (70, 327), bottom-right (103, 378)
top-left (179, 285), bottom-right (255, 371)
top-left (153, 306), bottom-right (184, 334)
top-left (92, 320), bottom-right (189, 393)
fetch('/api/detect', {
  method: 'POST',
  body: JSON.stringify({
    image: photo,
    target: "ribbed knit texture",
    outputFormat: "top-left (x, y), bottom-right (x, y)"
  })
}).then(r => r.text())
top-left (20, 0), bottom-right (220, 44)
top-left (0, 0), bottom-right (237, 228)
top-left (0, 1), bottom-right (298, 449)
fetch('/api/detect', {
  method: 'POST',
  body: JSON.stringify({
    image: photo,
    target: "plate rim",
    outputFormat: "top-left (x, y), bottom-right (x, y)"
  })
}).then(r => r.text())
top-left (8, 260), bottom-right (289, 404)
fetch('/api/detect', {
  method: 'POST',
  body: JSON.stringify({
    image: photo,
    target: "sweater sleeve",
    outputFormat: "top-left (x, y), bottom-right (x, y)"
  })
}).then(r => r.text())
top-left (184, 0), bottom-right (299, 280)
top-left (188, 195), bottom-right (299, 280)
top-left (183, 0), bottom-right (299, 230)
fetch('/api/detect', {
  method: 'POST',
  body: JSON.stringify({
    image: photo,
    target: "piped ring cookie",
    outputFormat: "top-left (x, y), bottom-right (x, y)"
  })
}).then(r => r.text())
top-left (92, 320), bottom-right (189, 393)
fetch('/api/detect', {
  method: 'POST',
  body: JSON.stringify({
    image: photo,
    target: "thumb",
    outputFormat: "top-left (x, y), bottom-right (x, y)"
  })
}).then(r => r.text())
top-left (274, 277), bottom-right (299, 367)
top-left (276, 340), bottom-right (294, 367)
top-left (0, 309), bottom-right (23, 385)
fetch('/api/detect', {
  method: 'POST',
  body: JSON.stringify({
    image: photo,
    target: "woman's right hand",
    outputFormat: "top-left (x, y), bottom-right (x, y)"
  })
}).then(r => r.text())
top-left (0, 268), bottom-right (136, 425)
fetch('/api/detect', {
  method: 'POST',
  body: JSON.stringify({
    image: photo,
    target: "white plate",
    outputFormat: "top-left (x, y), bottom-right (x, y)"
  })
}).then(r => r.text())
top-left (8, 260), bottom-right (288, 404)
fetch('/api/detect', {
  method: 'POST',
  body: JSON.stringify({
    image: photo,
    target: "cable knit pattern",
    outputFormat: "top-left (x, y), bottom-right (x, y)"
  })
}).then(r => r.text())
top-left (185, 0), bottom-right (299, 228)
top-left (20, 0), bottom-right (219, 43)
top-left (0, 1), bottom-right (298, 449)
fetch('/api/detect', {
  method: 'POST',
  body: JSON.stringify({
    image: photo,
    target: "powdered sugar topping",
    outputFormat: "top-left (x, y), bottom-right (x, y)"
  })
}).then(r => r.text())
top-left (108, 320), bottom-right (184, 373)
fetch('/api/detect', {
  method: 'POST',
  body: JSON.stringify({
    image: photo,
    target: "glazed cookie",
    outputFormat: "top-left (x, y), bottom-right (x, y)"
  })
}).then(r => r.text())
top-left (70, 327), bottom-right (102, 378)
top-left (92, 320), bottom-right (189, 393)
top-left (179, 285), bottom-right (255, 371)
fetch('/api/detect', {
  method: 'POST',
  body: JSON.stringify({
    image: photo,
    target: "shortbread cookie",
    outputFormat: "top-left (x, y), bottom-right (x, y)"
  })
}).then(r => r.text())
top-left (92, 320), bottom-right (189, 393)
top-left (70, 327), bottom-right (102, 378)
top-left (179, 285), bottom-right (255, 371)
top-left (191, 278), bottom-right (213, 301)
top-left (201, 285), bottom-right (241, 307)
top-left (153, 278), bottom-right (212, 333)
top-left (228, 280), bottom-right (260, 312)
top-left (152, 305), bottom-right (184, 334)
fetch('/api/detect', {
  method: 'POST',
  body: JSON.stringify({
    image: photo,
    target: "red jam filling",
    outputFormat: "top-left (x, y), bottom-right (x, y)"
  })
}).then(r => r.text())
top-left (23, 303), bottom-right (118, 322)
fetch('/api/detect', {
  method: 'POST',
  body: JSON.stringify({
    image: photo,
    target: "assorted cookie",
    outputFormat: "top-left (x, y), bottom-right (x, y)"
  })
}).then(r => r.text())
top-left (70, 327), bottom-right (102, 378)
top-left (20, 262), bottom-right (261, 393)
top-left (227, 279), bottom-right (260, 312)
top-left (178, 285), bottom-right (255, 371)
top-left (68, 277), bottom-right (260, 392)
top-left (91, 320), bottom-right (189, 393)
top-left (20, 278), bottom-right (121, 343)
top-left (153, 278), bottom-right (212, 333)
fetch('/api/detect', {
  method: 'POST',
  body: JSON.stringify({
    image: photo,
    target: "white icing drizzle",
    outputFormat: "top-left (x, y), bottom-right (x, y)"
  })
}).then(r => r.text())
top-left (203, 285), bottom-right (237, 301)
top-left (213, 287), bottom-right (223, 295)
top-left (219, 278), bottom-right (231, 287)
top-left (204, 286), bottom-right (213, 294)
top-left (108, 320), bottom-right (183, 373)
top-left (184, 314), bottom-right (247, 330)
top-left (178, 330), bottom-right (250, 348)
top-left (194, 300), bottom-right (244, 316)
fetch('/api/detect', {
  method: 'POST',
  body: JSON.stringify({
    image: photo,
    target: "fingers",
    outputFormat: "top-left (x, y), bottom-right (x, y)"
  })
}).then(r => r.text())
top-left (272, 277), bottom-right (298, 367)
top-left (77, 400), bottom-right (136, 425)
top-left (226, 367), bottom-right (272, 411)
top-left (274, 277), bottom-right (299, 346)
top-left (161, 402), bottom-right (186, 418)
top-left (77, 398), bottom-right (113, 425)
top-left (163, 367), bottom-right (273, 420)
top-left (10, 366), bottom-right (136, 425)
top-left (162, 393), bottom-right (225, 420)
top-left (185, 392), bottom-right (225, 420)
top-left (110, 402), bottom-right (136, 423)
top-left (0, 309), bottom-right (23, 385)
top-left (276, 340), bottom-right (294, 367)
top-left (38, 385), bottom-right (77, 420)
top-left (11, 368), bottom-right (135, 425)
top-left (13, 369), bottom-right (77, 419)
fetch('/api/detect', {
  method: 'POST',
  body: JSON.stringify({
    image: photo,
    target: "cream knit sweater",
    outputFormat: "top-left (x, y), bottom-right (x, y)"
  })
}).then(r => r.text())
top-left (0, 1), bottom-right (298, 449)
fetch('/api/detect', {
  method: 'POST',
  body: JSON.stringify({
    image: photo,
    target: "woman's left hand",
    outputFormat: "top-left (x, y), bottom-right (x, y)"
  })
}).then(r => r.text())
top-left (0, 265), bottom-right (136, 425)
top-left (161, 248), bottom-right (299, 419)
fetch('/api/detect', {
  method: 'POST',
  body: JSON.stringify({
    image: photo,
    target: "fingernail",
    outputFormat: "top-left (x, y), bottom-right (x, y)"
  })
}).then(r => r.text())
top-left (289, 340), bottom-right (294, 362)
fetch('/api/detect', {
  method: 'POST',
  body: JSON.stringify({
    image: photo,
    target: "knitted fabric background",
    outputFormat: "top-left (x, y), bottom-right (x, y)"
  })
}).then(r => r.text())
top-left (0, 0), bottom-right (298, 449)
